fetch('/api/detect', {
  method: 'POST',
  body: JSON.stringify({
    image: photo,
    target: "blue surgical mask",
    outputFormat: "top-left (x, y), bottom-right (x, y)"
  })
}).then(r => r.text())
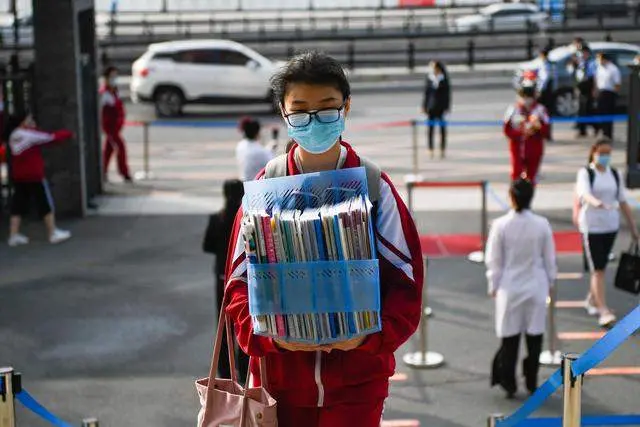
top-left (287, 114), bottom-right (345, 155)
top-left (595, 154), bottom-right (611, 167)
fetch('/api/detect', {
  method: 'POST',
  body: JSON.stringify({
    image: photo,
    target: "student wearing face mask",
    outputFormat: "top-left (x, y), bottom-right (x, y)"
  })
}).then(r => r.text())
top-left (503, 82), bottom-right (550, 183)
top-left (576, 138), bottom-right (639, 327)
top-left (223, 51), bottom-right (423, 427)
top-left (422, 60), bottom-right (451, 159)
top-left (101, 66), bottom-right (132, 183)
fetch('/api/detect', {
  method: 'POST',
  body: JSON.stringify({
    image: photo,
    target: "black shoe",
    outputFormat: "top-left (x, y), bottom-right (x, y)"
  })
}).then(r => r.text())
top-left (505, 391), bottom-right (516, 400)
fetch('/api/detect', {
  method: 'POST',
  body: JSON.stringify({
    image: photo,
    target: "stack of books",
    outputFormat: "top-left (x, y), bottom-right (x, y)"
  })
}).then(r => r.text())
top-left (243, 194), bottom-right (380, 343)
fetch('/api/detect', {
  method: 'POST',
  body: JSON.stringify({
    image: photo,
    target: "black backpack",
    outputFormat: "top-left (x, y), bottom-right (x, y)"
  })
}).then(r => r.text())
top-left (586, 166), bottom-right (620, 198)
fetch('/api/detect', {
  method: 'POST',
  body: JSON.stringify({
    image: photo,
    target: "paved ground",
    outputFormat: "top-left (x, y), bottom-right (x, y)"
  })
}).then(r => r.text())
top-left (1, 87), bottom-right (638, 427)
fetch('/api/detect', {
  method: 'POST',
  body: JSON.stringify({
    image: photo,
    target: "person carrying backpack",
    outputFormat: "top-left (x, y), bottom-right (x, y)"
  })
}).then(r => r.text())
top-left (574, 138), bottom-right (638, 327)
top-left (222, 51), bottom-right (424, 427)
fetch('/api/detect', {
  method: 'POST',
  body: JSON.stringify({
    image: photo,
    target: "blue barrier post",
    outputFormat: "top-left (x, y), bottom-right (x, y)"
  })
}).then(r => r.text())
top-left (562, 354), bottom-right (583, 427)
top-left (0, 367), bottom-right (17, 427)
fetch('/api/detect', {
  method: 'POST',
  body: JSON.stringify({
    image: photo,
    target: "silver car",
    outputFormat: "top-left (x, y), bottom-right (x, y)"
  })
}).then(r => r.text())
top-left (515, 42), bottom-right (640, 117)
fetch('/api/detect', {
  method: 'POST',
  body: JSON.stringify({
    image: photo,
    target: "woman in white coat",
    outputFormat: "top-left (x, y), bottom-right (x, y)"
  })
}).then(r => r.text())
top-left (486, 178), bottom-right (557, 398)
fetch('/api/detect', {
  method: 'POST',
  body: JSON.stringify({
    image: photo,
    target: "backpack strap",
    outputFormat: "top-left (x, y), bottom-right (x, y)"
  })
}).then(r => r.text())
top-left (264, 154), bottom-right (289, 179)
top-left (586, 165), bottom-right (620, 198)
top-left (360, 156), bottom-right (381, 204)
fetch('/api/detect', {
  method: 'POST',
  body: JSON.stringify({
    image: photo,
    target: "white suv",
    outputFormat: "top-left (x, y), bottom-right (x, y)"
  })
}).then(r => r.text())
top-left (130, 39), bottom-right (280, 117)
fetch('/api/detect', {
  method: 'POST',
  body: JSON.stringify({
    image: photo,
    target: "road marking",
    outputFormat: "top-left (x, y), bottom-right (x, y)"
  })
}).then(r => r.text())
top-left (556, 272), bottom-right (584, 280)
top-left (390, 373), bottom-right (408, 382)
top-left (558, 331), bottom-right (606, 340)
top-left (381, 420), bottom-right (420, 427)
top-left (555, 300), bottom-right (587, 309)
top-left (586, 367), bottom-right (640, 376)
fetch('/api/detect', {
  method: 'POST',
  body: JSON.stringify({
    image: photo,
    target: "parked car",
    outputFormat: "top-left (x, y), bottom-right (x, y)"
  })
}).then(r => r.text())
top-left (130, 39), bottom-right (282, 117)
top-left (514, 42), bottom-right (640, 117)
top-left (453, 3), bottom-right (548, 33)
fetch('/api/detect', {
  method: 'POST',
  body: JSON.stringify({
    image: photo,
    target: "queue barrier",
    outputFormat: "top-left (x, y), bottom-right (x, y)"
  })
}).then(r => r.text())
top-left (0, 367), bottom-right (99, 427)
top-left (405, 178), bottom-right (489, 263)
top-left (488, 305), bottom-right (640, 427)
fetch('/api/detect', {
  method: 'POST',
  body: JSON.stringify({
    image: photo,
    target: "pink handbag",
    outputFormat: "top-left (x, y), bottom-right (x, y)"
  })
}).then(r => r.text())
top-left (196, 304), bottom-right (278, 427)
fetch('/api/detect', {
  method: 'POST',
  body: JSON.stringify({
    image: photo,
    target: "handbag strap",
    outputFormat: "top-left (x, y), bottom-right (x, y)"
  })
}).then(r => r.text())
top-left (208, 300), bottom-right (240, 390)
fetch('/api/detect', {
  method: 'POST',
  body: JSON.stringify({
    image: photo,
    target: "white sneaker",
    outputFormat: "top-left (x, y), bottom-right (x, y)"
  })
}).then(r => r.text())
top-left (7, 233), bottom-right (29, 247)
top-left (584, 298), bottom-right (599, 316)
top-left (49, 229), bottom-right (71, 244)
top-left (598, 312), bottom-right (617, 327)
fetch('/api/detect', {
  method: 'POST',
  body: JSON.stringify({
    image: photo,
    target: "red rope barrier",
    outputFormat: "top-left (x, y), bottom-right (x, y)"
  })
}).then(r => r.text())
top-left (409, 181), bottom-right (484, 189)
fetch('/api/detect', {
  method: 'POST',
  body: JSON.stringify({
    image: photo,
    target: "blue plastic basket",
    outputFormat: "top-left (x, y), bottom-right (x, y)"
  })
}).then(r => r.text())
top-left (247, 260), bottom-right (381, 344)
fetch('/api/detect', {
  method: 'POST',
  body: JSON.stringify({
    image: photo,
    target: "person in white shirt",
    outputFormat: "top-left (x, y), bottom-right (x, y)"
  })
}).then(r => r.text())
top-left (576, 138), bottom-right (638, 327)
top-left (595, 53), bottom-right (621, 140)
top-left (235, 117), bottom-right (277, 181)
top-left (486, 178), bottom-right (557, 399)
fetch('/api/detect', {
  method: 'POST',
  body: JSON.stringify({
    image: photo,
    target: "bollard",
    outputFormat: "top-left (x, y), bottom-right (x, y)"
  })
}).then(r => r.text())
top-left (82, 417), bottom-right (99, 427)
top-left (468, 181), bottom-right (488, 264)
top-left (487, 414), bottom-right (504, 427)
top-left (135, 122), bottom-right (153, 180)
top-left (402, 258), bottom-right (445, 369)
top-left (540, 285), bottom-right (562, 366)
top-left (467, 40), bottom-right (475, 69)
top-left (411, 119), bottom-right (419, 177)
top-left (407, 41), bottom-right (415, 71)
top-left (562, 354), bottom-right (583, 427)
top-left (0, 367), bottom-right (17, 427)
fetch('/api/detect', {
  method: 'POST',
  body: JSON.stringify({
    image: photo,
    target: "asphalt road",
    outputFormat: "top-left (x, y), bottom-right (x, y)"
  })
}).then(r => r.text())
top-left (1, 86), bottom-right (638, 427)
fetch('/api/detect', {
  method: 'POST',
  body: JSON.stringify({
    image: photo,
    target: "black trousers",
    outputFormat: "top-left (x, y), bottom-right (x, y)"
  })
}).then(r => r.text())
top-left (597, 90), bottom-right (617, 140)
top-left (427, 110), bottom-right (447, 152)
top-left (577, 91), bottom-right (596, 135)
top-left (216, 278), bottom-right (250, 384)
top-left (538, 86), bottom-right (554, 139)
top-left (491, 333), bottom-right (543, 395)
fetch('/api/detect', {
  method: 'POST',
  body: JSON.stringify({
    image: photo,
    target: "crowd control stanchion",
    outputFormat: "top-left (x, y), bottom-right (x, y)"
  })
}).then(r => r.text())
top-left (134, 121), bottom-right (153, 181)
top-left (562, 354), bottom-right (583, 427)
top-left (467, 180), bottom-right (488, 264)
top-left (403, 257), bottom-right (444, 369)
top-left (540, 285), bottom-right (562, 366)
top-left (487, 414), bottom-right (504, 427)
top-left (82, 417), bottom-right (99, 427)
top-left (0, 367), bottom-right (18, 427)
top-left (404, 179), bottom-right (430, 317)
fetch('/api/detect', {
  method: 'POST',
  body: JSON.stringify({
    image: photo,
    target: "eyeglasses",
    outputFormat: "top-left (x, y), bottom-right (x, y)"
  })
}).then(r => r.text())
top-left (283, 105), bottom-right (345, 128)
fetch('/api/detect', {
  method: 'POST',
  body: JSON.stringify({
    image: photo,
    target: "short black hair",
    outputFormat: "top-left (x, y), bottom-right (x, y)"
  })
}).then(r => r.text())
top-left (103, 66), bottom-right (118, 79)
top-left (239, 117), bottom-right (261, 140)
top-left (510, 178), bottom-right (534, 212)
top-left (270, 51), bottom-right (350, 107)
top-left (540, 47), bottom-right (551, 57)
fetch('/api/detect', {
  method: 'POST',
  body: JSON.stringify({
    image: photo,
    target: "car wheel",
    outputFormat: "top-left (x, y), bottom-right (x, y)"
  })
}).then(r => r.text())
top-left (154, 87), bottom-right (184, 118)
top-left (554, 89), bottom-right (578, 117)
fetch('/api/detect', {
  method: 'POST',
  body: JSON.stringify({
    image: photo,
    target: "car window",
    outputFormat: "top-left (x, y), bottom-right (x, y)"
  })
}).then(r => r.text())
top-left (173, 49), bottom-right (251, 66)
top-left (492, 8), bottom-right (531, 17)
top-left (152, 52), bottom-right (175, 61)
top-left (613, 50), bottom-right (639, 67)
top-left (219, 49), bottom-right (252, 66)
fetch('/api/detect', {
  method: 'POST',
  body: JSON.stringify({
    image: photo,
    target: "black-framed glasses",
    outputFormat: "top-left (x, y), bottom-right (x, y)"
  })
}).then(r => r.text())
top-left (283, 105), bottom-right (345, 128)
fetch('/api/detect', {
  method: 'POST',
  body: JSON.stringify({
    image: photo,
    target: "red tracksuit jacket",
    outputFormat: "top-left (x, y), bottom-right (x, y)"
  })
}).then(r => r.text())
top-left (8, 128), bottom-right (72, 182)
top-left (100, 85), bottom-right (125, 135)
top-left (224, 141), bottom-right (424, 409)
top-left (503, 101), bottom-right (550, 182)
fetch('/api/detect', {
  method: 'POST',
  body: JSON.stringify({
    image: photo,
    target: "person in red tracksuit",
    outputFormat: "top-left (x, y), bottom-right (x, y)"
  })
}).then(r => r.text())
top-left (5, 112), bottom-right (73, 247)
top-left (223, 52), bottom-right (424, 427)
top-left (504, 82), bottom-right (550, 183)
top-left (101, 66), bottom-right (132, 182)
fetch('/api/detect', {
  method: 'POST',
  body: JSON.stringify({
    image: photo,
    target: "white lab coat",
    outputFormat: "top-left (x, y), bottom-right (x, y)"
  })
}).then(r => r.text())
top-left (485, 210), bottom-right (557, 338)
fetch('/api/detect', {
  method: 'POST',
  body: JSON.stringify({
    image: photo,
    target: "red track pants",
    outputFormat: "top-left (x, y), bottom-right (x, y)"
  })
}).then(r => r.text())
top-left (509, 139), bottom-right (544, 182)
top-left (103, 132), bottom-right (131, 179)
top-left (277, 400), bottom-right (385, 427)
